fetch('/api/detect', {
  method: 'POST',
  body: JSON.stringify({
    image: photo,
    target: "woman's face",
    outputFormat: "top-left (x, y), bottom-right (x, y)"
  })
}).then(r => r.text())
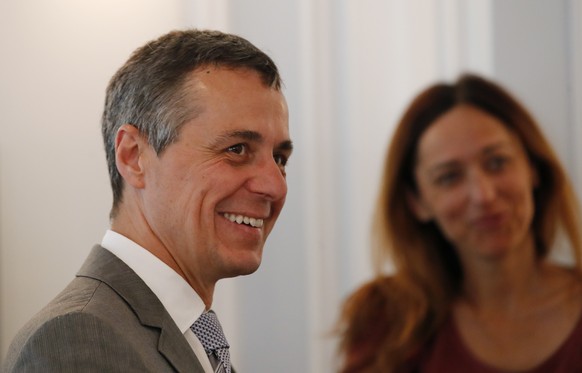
top-left (409, 104), bottom-right (538, 263)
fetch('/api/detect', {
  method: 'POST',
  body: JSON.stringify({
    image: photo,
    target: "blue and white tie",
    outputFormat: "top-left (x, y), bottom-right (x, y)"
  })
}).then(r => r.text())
top-left (191, 310), bottom-right (231, 373)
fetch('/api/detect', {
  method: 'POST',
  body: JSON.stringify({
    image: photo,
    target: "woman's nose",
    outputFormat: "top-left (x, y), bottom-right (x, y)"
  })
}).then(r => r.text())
top-left (468, 171), bottom-right (496, 205)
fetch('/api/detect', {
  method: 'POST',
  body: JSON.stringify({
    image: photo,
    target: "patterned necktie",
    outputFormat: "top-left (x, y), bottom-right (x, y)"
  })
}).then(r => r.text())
top-left (191, 310), bottom-right (231, 373)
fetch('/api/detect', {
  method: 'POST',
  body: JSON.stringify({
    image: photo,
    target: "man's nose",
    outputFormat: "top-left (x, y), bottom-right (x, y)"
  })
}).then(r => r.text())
top-left (246, 157), bottom-right (288, 201)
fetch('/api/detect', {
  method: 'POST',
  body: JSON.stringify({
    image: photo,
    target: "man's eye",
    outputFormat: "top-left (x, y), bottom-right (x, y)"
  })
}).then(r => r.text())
top-left (227, 144), bottom-right (246, 155)
top-left (274, 154), bottom-right (288, 167)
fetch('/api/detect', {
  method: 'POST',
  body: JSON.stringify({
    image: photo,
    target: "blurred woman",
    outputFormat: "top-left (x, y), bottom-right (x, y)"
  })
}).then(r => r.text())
top-left (338, 74), bottom-right (582, 372)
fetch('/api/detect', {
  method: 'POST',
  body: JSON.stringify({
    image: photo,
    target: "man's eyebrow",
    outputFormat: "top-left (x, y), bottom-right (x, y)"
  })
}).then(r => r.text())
top-left (209, 130), bottom-right (262, 149)
top-left (223, 130), bottom-right (263, 142)
top-left (215, 130), bottom-right (293, 152)
top-left (277, 140), bottom-right (293, 152)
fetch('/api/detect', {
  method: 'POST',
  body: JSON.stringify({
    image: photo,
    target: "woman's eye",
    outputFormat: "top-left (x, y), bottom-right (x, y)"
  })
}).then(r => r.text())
top-left (486, 156), bottom-right (509, 171)
top-left (227, 144), bottom-right (246, 155)
top-left (434, 171), bottom-right (460, 187)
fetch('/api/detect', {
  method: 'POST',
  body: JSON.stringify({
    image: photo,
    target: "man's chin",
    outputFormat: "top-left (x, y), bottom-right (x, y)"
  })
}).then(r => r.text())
top-left (222, 256), bottom-right (262, 278)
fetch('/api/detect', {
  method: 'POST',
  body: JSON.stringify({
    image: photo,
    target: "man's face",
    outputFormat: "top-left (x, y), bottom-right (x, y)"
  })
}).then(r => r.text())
top-left (139, 67), bottom-right (291, 290)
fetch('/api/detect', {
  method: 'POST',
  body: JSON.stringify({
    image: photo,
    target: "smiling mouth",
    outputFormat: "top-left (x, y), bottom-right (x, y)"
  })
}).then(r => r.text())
top-left (223, 213), bottom-right (264, 228)
top-left (472, 213), bottom-right (505, 229)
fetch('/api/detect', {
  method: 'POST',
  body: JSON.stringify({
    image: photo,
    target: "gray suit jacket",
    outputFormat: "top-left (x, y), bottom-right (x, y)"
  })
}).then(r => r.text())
top-left (2, 245), bottom-right (205, 372)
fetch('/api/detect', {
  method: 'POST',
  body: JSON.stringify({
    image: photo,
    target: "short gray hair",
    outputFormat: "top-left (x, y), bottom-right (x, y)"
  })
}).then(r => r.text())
top-left (101, 29), bottom-right (282, 218)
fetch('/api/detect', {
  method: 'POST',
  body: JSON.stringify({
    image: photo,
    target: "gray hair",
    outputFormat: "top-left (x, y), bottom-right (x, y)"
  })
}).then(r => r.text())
top-left (101, 29), bottom-right (282, 218)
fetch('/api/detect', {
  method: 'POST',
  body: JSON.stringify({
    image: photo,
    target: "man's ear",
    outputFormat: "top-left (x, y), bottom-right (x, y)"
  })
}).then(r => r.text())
top-left (406, 189), bottom-right (433, 222)
top-left (115, 124), bottom-right (147, 189)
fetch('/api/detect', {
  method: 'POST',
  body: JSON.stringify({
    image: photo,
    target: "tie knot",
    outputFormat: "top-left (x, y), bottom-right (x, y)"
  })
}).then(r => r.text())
top-left (191, 310), bottom-right (230, 352)
top-left (191, 310), bottom-right (231, 373)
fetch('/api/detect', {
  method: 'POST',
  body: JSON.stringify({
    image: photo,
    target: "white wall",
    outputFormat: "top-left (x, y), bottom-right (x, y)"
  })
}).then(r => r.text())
top-left (0, 0), bottom-right (190, 360)
top-left (493, 0), bottom-right (575, 177)
top-left (1, 1), bottom-right (580, 372)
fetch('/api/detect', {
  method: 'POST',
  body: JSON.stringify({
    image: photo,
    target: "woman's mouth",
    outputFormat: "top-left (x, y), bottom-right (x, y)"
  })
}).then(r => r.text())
top-left (472, 213), bottom-right (506, 230)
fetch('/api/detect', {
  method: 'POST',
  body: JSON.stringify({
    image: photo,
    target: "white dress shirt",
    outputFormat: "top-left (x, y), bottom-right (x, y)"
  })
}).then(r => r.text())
top-left (101, 230), bottom-right (214, 373)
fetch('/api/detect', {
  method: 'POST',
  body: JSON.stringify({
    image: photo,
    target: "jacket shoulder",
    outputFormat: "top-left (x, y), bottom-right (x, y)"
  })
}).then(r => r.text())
top-left (2, 310), bottom-right (150, 372)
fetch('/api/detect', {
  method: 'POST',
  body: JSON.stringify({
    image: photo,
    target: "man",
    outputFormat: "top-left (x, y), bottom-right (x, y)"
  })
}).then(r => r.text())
top-left (3, 29), bottom-right (292, 372)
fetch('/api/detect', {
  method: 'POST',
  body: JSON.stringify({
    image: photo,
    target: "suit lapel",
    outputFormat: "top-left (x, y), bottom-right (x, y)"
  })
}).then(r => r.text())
top-left (77, 245), bottom-right (205, 372)
top-left (158, 316), bottom-right (205, 372)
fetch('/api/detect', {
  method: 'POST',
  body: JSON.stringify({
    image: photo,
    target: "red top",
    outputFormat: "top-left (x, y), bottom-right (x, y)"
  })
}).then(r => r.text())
top-left (415, 314), bottom-right (582, 372)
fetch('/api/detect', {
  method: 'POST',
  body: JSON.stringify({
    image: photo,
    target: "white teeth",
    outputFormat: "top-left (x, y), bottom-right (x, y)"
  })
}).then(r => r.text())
top-left (223, 213), bottom-right (264, 228)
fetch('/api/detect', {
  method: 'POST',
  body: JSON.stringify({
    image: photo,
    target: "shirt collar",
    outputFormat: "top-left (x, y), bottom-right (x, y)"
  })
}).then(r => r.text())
top-left (101, 229), bottom-right (206, 332)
